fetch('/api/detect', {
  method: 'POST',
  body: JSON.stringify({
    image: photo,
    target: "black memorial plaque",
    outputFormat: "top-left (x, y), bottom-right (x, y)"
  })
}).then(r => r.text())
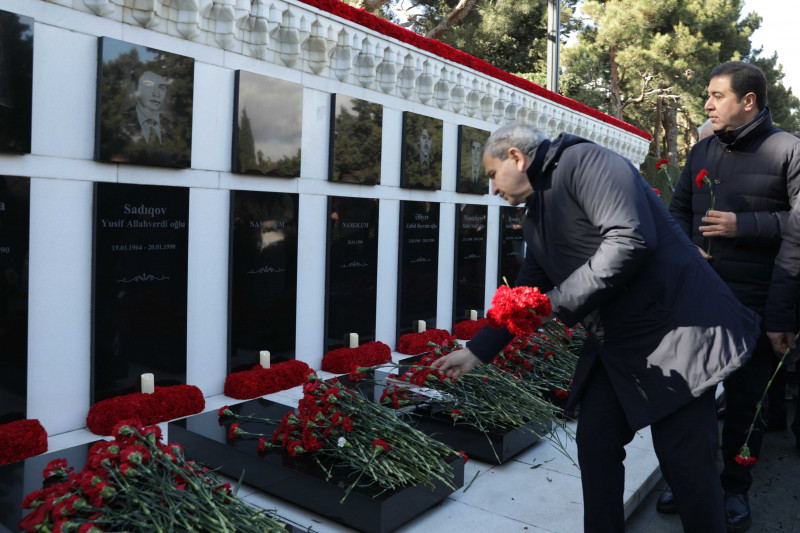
top-left (93, 183), bottom-right (189, 403)
top-left (0, 176), bottom-right (29, 424)
top-left (498, 206), bottom-right (526, 287)
top-left (232, 71), bottom-right (302, 177)
top-left (401, 111), bottom-right (443, 190)
top-left (325, 196), bottom-right (379, 352)
top-left (229, 191), bottom-right (298, 373)
top-left (397, 201), bottom-right (439, 338)
top-left (456, 125), bottom-right (490, 194)
top-left (0, 10), bottom-right (33, 154)
top-left (453, 204), bottom-right (487, 323)
top-left (329, 94), bottom-right (382, 184)
top-left (95, 37), bottom-right (194, 168)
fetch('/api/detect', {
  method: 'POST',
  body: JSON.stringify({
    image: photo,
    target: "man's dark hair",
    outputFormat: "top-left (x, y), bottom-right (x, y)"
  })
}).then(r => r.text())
top-left (709, 61), bottom-right (767, 110)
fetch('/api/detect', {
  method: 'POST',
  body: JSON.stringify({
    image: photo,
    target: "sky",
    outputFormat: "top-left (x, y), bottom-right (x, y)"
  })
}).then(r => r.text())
top-left (743, 0), bottom-right (800, 94)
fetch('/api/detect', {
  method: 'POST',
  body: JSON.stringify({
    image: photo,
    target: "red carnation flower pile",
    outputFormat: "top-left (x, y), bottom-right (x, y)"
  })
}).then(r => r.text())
top-left (19, 420), bottom-right (288, 532)
top-left (86, 384), bottom-right (205, 435)
top-left (452, 317), bottom-right (491, 339)
top-left (396, 328), bottom-right (454, 355)
top-left (0, 419), bottom-right (48, 466)
top-left (486, 285), bottom-right (552, 337)
top-left (321, 341), bottom-right (392, 374)
top-left (224, 360), bottom-right (313, 400)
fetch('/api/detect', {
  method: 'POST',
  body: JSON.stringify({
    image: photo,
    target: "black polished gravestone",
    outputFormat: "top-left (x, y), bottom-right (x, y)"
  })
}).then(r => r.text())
top-left (453, 204), bottom-right (487, 324)
top-left (498, 206), bottom-right (526, 287)
top-left (325, 196), bottom-right (379, 352)
top-left (93, 183), bottom-right (189, 403)
top-left (328, 94), bottom-right (382, 184)
top-left (229, 191), bottom-right (298, 373)
top-left (400, 111), bottom-right (443, 190)
top-left (232, 71), bottom-right (302, 177)
top-left (0, 10), bottom-right (33, 155)
top-left (456, 125), bottom-right (490, 195)
top-left (397, 201), bottom-right (439, 339)
top-left (0, 441), bottom-right (97, 533)
top-left (0, 176), bottom-right (29, 425)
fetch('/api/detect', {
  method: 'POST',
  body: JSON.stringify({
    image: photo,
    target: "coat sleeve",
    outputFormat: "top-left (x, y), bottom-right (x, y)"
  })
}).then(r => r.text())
top-left (466, 244), bottom-right (555, 363)
top-left (548, 145), bottom-right (657, 327)
top-left (735, 140), bottom-right (800, 248)
top-left (765, 196), bottom-right (800, 332)
top-left (668, 153), bottom-right (696, 238)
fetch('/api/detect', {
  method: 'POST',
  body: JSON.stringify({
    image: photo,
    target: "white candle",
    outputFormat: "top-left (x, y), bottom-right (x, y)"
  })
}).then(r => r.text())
top-left (259, 350), bottom-right (271, 369)
top-left (349, 332), bottom-right (359, 348)
top-left (416, 320), bottom-right (426, 333)
top-left (469, 309), bottom-right (478, 321)
top-left (141, 373), bottom-right (155, 394)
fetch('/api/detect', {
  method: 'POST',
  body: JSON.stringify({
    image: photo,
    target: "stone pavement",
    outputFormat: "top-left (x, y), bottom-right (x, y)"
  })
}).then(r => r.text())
top-left (626, 399), bottom-right (800, 533)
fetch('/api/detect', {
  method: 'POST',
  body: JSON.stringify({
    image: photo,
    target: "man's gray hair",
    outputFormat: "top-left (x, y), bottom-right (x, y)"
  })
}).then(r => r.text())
top-left (484, 123), bottom-right (548, 160)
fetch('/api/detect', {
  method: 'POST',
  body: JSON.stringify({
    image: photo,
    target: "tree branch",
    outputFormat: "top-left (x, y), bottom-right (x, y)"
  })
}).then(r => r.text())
top-left (356, 0), bottom-right (391, 13)
top-left (425, 0), bottom-right (478, 40)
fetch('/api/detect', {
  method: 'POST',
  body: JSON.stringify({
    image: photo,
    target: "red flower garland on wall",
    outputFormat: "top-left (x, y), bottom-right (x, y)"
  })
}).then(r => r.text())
top-left (295, 0), bottom-right (650, 140)
top-left (322, 341), bottom-right (392, 374)
top-left (86, 384), bottom-right (205, 435)
top-left (224, 360), bottom-right (313, 399)
top-left (396, 328), bottom-right (454, 354)
top-left (0, 419), bottom-right (48, 466)
top-left (452, 317), bottom-right (491, 340)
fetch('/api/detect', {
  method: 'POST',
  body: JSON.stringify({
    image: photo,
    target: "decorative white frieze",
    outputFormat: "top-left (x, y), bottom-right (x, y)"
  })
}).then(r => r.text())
top-left (48, 0), bottom-right (651, 164)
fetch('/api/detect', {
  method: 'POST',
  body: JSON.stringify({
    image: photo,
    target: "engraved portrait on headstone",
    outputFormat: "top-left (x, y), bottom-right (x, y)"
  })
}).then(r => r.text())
top-left (95, 37), bottom-right (193, 168)
top-left (456, 125), bottom-right (491, 194)
top-left (329, 94), bottom-right (383, 184)
top-left (0, 10), bottom-right (33, 154)
top-left (401, 112), bottom-right (443, 190)
top-left (233, 71), bottom-right (302, 177)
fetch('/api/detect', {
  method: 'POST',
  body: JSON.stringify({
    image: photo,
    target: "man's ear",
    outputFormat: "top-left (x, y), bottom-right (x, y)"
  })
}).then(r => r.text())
top-left (508, 147), bottom-right (527, 172)
top-left (742, 92), bottom-right (757, 112)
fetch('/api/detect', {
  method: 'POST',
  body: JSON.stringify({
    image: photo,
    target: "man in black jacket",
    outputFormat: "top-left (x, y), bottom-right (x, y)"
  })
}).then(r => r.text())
top-left (667, 61), bottom-right (800, 532)
top-left (433, 123), bottom-right (761, 533)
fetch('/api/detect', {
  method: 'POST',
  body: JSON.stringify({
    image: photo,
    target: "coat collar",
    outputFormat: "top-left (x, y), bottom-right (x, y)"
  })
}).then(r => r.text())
top-left (714, 107), bottom-right (772, 149)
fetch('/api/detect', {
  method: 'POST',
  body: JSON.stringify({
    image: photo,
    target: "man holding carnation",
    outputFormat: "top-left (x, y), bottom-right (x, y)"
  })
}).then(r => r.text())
top-left (668, 61), bottom-right (800, 531)
top-left (433, 122), bottom-right (761, 533)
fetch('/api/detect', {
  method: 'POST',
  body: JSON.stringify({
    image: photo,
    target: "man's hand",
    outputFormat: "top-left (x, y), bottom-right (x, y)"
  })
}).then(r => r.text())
top-left (430, 348), bottom-right (481, 379)
top-left (700, 210), bottom-right (738, 238)
top-left (767, 331), bottom-right (797, 355)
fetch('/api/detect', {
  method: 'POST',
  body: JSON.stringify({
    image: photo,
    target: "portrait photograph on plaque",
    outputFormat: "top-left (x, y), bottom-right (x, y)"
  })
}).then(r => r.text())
top-left (0, 175), bottom-right (30, 424)
top-left (232, 71), bottom-right (302, 177)
top-left (456, 125), bottom-right (490, 194)
top-left (453, 203), bottom-right (487, 323)
top-left (325, 196), bottom-right (379, 352)
top-left (328, 94), bottom-right (382, 184)
top-left (229, 190), bottom-right (298, 373)
top-left (0, 10), bottom-right (33, 155)
top-left (499, 206), bottom-right (526, 287)
top-left (94, 37), bottom-right (194, 168)
top-left (400, 111), bottom-right (443, 190)
top-left (92, 182), bottom-right (189, 403)
top-left (397, 201), bottom-right (440, 338)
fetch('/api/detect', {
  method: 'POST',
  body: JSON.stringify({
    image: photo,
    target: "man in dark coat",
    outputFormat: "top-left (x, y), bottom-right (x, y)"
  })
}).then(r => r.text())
top-left (667, 61), bottom-right (800, 531)
top-left (764, 196), bottom-right (800, 449)
top-left (433, 123), bottom-right (761, 533)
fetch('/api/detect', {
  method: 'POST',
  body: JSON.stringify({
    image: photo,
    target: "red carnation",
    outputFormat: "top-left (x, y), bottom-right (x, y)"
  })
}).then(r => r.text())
top-left (486, 285), bottom-right (551, 337)
top-left (734, 453), bottom-right (757, 466)
top-left (652, 188), bottom-right (661, 196)
top-left (695, 168), bottom-right (709, 188)
top-left (372, 439), bottom-right (390, 451)
top-left (655, 158), bottom-right (669, 171)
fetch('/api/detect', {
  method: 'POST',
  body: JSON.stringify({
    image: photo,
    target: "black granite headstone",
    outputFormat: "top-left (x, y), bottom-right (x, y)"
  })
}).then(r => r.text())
top-left (0, 176), bottom-right (29, 424)
top-left (325, 196), bottom-right (379, 351)
top-left (329, 94), bottom-right (382, 184)
top-left (93, 183), bottom-right (189, 403)
top-left (0, 10), bottom-right (33, 155)
top-left (232, 71), bottom-right (302, 177)
top-left (453, 204), bottom-right (487, 323)
top-left (400, 112), bottom-right (443, 190)
top-left (456, 125), bottom-right (490, 194)
top-left (397, 201), bottom-right (439, 338)
top-left (229, 191), bottom-right (298, 373)
top-left (95, 37), bottom-right (194, 168)
top-left (498, 206), bottom-right (526, 287)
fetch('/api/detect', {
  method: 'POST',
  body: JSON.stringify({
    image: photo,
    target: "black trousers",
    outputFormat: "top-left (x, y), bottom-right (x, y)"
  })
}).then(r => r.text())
top-left (720, 332), bottom-right (773, 494)
top-left (577, 363), bottom-right (725, 533)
